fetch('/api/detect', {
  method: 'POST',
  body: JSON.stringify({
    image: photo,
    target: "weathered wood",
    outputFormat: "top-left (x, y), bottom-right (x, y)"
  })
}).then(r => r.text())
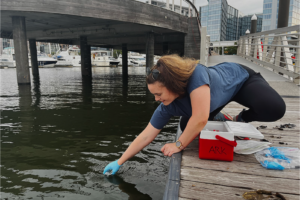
top-left (179, 180), bottom-right (300, 200)
top-left (182, 150), bottom-right (300, 179)
top-left (181, 166), bottom-right (300, 195)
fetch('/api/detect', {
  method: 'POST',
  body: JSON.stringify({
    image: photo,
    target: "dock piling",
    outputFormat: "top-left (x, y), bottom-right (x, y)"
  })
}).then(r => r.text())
top-left (146, 32), bottom-right (154, 73)
top-left (29, 39), bottom-right (39, 78)
top-left (80, 36), bottom-right (92, 77)
top-left (122, 43), bottom-right (128, 79)
top-left (12, 16), bottom-right (30, 85)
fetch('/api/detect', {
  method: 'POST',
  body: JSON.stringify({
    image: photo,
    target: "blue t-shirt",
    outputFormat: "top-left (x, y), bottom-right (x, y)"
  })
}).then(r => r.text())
top-left (150, 62), bottom-right (249, 129)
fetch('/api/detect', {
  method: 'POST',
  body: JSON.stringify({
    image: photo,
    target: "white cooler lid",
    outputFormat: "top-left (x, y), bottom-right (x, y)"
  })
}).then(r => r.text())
top-left (225, 121), bottom-right (264, 139)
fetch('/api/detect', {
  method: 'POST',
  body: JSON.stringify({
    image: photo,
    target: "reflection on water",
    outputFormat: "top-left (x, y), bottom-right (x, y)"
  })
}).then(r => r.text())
top-left (0, 67), bottom-right (179, 199)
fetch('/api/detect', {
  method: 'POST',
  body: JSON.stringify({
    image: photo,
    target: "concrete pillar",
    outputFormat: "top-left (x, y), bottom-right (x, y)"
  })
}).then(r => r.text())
top-left (163, 42), bottom-right (168, 55)
top-left (80, 36), bottom-right (92, 77)
top-left (29, 39), bottom-right (39, 78)
top-left (12, 16), bottom-right (30, 85)
top-left (146, 32), bottom-right (154, 74)
top-left (278, 0), bottom-right (290, 28)
top-left (251, 14), bottom-right (257, 34)
top-left (222, 47), bottom-right (224, 55)
top-left (122, 44), bottom-right (128, 78)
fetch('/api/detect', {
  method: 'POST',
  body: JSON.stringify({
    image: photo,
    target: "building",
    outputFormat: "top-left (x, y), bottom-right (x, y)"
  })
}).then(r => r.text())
top-left (238, 13), bottom-right (263, 38)
top-left (146, 0), bottom-right (194, 17)
top-left (262, 0), bottom-right (300, 31)
top-left (199, 0), bottom-right (240, 42)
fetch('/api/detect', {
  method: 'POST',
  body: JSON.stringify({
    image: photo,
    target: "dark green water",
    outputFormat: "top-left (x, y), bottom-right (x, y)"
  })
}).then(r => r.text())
top-left (0, 67), bottom-right (179, 200)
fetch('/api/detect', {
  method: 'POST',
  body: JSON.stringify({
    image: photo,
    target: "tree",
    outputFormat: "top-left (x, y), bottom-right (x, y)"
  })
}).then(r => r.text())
top-left (113, 49), bottom-right (122, 58)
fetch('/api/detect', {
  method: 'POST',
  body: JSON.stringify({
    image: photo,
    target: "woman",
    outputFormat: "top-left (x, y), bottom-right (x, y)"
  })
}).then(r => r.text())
top-left (103, 54), bottom-right (286, 175)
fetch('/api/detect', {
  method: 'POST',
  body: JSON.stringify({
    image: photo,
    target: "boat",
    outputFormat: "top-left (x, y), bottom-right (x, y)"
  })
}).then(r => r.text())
top-left (0, 58), bottom-right (15, 68)
top-left (108, 56), bottom-right (120, 66)
top-left (55, 46), bottom-right (81, 67)
top-left (91, 50), bottom-right (111, 66)
top-left (29, 52), bottom-right (57, 68)
top-left (1, 47), bottom-right (16, 68)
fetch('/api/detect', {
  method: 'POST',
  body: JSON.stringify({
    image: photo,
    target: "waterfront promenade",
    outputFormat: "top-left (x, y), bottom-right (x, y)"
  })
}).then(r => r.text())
top-left (165, 55), bottom-right (300, 200)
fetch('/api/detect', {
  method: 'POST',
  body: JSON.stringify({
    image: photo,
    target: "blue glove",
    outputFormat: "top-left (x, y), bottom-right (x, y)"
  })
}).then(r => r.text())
top-left (261, 161), bottom-right (285, 170)
top-left (103, 160), bottom-right (122, 175)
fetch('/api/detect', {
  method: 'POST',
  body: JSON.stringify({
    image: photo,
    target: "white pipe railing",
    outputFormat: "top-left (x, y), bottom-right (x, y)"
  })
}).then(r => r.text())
top-left (238, 25), bottom-right (300, 83)
top-left (200, 27), bottom-right (210, 66)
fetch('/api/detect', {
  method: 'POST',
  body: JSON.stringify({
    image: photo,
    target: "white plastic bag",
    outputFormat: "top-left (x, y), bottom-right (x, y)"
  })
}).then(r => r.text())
top-left (234, 140), bottom-right (271, 154)
top-left (255, 147), bottom-right (300, 170)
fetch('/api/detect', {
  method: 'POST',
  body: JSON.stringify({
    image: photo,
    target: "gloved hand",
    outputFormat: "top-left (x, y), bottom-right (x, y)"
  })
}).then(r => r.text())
top-left (103, 160), bottom-right (122, 175)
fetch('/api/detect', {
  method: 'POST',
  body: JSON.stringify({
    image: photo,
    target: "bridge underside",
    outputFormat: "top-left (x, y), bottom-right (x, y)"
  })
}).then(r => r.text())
top-left (1, 11), bottom-right (186, 55)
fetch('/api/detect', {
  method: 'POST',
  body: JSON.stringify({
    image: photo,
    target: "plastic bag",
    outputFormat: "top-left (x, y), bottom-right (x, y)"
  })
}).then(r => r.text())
top-left (255, 147), bottom-right (300, 170)
top-left (234, 140), bottom-right (271, 154)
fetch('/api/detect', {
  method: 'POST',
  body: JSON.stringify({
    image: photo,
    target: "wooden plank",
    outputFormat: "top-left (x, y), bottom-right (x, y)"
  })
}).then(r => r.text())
top-left (182, 150), bottom-right (300, 180)
top-left (179, 180), bottom-right (300, 200)
top-left (181, 166), bottom-right (300, 195)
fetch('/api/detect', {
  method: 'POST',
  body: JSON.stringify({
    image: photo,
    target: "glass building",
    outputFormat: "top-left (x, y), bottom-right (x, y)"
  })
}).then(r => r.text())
top-left (262, 0), bottom-right (300, 31)
top-left (199, 0), bottom-right (239, 42)
top-left (238, 14), bottom-right (263, 37)
top-left (226, 5), bottom-right (239, 40)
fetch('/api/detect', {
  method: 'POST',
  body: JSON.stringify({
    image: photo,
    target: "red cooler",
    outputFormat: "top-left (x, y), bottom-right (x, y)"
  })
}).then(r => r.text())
top-left (198, 121), bottom-right (263, 162)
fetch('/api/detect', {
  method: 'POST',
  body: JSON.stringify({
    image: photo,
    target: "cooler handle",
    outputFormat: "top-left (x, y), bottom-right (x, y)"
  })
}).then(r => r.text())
top-left (215, 135), bottom-right (237, 147)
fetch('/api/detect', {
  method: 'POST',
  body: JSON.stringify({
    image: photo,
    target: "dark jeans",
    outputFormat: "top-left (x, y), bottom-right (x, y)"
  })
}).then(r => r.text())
top-left (180, 64), bottom-right (286, 131)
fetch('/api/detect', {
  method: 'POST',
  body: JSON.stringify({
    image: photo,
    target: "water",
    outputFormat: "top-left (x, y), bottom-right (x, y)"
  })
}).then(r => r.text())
top-left (0, 67), bottom-right (179, 200)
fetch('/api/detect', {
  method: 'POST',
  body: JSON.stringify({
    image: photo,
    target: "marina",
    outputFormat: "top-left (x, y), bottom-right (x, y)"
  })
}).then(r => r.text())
top-left (1, 0), bottom-right (299, 199)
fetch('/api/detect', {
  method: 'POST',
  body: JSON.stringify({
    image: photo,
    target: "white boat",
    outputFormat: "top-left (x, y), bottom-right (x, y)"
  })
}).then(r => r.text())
top-left (108, 56), bottom-right (120, 66)
top-left (1, 47), bottom-right (16, 68)
top-left (29, 52), bottom-right (57, 68)
top-left (130, 55), bottom-right (146, 66)
top-left (91, 50), bottom-right (110, 66)
top-left (0, 58), bottom-right (15, 68)
top-left (55, 46), bottom-right (81, 67)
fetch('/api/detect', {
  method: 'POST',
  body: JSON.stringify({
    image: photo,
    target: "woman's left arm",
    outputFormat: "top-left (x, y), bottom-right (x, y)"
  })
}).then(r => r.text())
top-left (161, 85), bottom-right (210, 157)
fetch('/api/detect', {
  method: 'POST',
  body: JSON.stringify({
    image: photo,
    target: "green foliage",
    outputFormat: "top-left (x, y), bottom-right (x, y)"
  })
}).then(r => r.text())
top-left (224, 46), bottom-right (237, 55)
top-left (113, 49), bottom-right (122, 58)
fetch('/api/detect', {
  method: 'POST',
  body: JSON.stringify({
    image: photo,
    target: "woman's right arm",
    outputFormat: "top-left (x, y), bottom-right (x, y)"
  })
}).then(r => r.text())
top-left (118, 123), bottom-right (161, 165)
top-left (103, 123), bottom-right (161, 174)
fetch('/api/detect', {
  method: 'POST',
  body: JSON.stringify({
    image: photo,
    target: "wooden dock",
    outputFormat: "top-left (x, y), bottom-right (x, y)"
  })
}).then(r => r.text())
top-left (164, 56), bottom-right (300, 200)
top-left (179, 98), bottom-right (299, 200)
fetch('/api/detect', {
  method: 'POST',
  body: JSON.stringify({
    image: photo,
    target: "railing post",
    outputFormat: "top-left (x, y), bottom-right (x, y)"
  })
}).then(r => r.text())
top-left (262, 36), bottom-right (268, 62)
top-left (294, 39), bottom-right (300, 84)
top-left (258, 37), bottom-right (263, 61)
top-left (254, 38), bottom-right (258, 61)
top-left (200, 26), bottom-right (207, 65)
top-left (180, 0), bottom-right (182, 14)
top-left (166, 0), bottom-right (169, 10)
top-left (172, 0), bottom-right (174, 11)
top-left (275, 36), bottom-right (281, 67)
top-left (188, 4), bottom-right (191, 17)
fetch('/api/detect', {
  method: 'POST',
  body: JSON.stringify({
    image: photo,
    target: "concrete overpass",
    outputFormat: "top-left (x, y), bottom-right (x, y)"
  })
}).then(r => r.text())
top-left (0, 0), bottom-right (201, 84)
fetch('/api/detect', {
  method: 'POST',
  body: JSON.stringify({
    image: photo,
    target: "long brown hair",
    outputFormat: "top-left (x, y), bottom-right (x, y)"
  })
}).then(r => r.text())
top-left (146, 54), bottom-right (198, 98)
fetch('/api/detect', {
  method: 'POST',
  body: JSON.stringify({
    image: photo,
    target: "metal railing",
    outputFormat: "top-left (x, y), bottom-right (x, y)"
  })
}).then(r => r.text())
top-left (237, 25), bottom-right (300, 83)
top-left (200, 26), bottom-right (210, 66)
